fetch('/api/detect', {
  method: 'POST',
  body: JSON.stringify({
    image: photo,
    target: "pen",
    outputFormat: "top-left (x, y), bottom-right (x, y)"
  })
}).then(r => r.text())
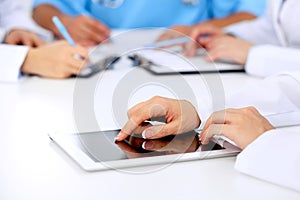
top-left (52, 16), bottom-right (76, 46)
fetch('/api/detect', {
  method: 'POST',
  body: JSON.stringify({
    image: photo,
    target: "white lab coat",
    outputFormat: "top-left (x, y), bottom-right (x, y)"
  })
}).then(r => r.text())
top-left (227, 71), bottom-right (300, 192)
top-left (0, 0), bottom-right (38, 34)
top-left (0, 0), bottom-right (51, 83)
top-left (225, 0), bottom-right (300, 78)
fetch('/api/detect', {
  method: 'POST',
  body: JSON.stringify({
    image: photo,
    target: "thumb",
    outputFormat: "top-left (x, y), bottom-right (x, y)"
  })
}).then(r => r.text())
top-left (142, 124), bottom-right (178, 139)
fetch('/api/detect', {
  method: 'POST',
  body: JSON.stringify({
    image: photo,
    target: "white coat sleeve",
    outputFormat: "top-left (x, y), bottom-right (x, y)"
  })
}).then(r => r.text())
top-left (0, 0), bottom-right (37, 31)
top-left (224, 0), bottom-right (280, 45)
top-left (0, 44), bottom-right (29, 83)
top-left (0, 27), bottom-right (5, 42)
top-left (235, 129), bottom-right (300, 192)
top-left (0, 0), bottom-right (53, 41)
top-left (226, 72), bottom-right (300, 116)
top-left (245, 45), bottom-right (300, 77)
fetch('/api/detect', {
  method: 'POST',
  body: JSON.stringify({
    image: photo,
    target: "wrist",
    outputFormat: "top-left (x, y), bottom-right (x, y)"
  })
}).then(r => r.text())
top-left (21, 48), bottom-right (35, 74)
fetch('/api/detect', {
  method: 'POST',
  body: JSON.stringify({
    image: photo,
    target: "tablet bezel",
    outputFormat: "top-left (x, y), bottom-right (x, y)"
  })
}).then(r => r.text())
top-left (49, 130), bottom-right (241, 172)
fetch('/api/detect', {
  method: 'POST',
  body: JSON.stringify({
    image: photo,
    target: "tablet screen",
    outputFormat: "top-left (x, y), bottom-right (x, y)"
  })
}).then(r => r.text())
top-left (69, 130), bottom-right (224, 163)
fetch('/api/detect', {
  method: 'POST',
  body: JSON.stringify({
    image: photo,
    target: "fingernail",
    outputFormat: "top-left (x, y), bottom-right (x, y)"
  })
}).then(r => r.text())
top-left (142, 129), bottom-right (154, 139)
top-left (114, 135), bottom-right (120, 141)
top-left (142, 130), bottom-right (147, 139)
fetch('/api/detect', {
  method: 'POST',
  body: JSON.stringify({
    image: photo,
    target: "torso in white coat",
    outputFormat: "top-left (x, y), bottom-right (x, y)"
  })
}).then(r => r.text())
top-left (227, 0), bottom-right (300, 47)
top-left (279, 0), bottom-right (300, 47)
top-left (226, 0), bottom-right (300, 77)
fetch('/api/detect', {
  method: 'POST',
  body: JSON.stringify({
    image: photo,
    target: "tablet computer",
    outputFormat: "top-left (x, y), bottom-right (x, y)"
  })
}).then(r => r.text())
top-left (49, 129), bottom-right (240, 172)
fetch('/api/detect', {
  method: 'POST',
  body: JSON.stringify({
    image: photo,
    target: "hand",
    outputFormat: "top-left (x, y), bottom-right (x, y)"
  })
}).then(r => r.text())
top-left (184, 24), bottom-right (224, 57)
top-left (156, 25), bottom-right (193, 42)
top-left (115, 96), bottom-right (201, 141)
top-left (60, 15), bottom-right (110, 47)
top-left (5, 29), bottom-right (45, 47)
top-left (203, 35), bottom-right (254, 65)
top-left (21, 41), bottom-right (88, 79)
top-left (200, 107), bottom-right (275, 149)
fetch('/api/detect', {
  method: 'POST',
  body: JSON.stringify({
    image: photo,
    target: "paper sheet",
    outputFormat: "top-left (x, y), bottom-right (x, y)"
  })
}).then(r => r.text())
top-left (136, 49), bottom-right (244, 73)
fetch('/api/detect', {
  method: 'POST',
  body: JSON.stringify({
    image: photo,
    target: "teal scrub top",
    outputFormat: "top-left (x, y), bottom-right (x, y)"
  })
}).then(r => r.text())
top-left (33, 0), bottom-right (266, 29)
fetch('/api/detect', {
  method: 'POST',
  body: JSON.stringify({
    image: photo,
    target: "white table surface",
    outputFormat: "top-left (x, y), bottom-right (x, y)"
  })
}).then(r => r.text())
top-left (0, 30), bottom-right (299, 200)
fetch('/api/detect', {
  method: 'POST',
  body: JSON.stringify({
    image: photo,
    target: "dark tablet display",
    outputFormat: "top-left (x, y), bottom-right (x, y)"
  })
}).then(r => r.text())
top-left (69, 130), bottom-right (224, 163)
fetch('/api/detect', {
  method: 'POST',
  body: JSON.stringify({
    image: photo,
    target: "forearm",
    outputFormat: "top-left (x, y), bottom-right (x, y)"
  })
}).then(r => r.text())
top-left (32, 4), bottom-right (69, 37)
top-left (204, 12), bottom-right (256, 28)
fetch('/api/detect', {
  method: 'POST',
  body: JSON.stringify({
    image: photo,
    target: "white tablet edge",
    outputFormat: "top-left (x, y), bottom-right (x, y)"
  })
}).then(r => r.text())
top-left (49, 132), bottom-right (240, 172)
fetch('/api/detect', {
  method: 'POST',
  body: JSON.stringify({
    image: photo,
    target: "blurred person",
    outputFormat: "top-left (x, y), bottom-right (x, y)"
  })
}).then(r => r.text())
top-left (184, 0), bottom-right (300, 78)
top-left (32, 0), bottom-right (266, 46)
top-left (0, 0), bottom-right (88, 82)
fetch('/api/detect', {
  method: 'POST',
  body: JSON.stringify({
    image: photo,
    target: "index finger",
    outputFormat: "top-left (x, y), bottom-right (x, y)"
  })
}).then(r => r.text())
top-left (115, 99), bottom-right (169, 141)
top-left (190, 25), bottom-right (220, 41)
top-left (115, 111), bottom-right (152, 141)
top-left (201, 109), bottom-right (235, 135)
top-left (86, 17), bottom-right (110, 36)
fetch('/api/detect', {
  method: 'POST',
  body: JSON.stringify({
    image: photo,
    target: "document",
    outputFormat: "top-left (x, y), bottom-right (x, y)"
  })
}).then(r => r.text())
top-left (135, 49), bottom-right (244, 75)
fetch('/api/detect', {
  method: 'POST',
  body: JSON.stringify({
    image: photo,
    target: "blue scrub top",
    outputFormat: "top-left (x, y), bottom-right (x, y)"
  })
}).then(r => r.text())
top-left (33, 0), bottom-right (266, 29)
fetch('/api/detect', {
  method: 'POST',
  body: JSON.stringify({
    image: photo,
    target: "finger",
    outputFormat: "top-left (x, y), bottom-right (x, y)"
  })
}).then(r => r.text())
top-left (116, 97), bottom-right (170, 141)
top-left (127, 101), bottom-right (147, 118)
top-left (200, 124), bottom-right (233, 144)
top-left (183, 40), bottom-right (198, 57)
top-left (86, 17), bottom-right (110, 36)
top-left (190, 26), bottom-right (216, 41)
top-left (32, 36), bottom-right (45, 47)
top-left (201, 109), bottom-right (237, 136)
top-left (198, 37), bottom-right (214, 47)
top-left (206, 47), bottom-right (229, 62)
top-left (84, 18), bottom-right (110, 41)
top-left (131, 123), bottom-right (152, 134)
top-left (141, 124), bottom-right (177, 139)
top-left (78, 40), bottom-right (99, 47)
top-left (72, 45), bottom-right (89, 59)
top-left (128, 96), bottom-right (168, 119)
top-left (21, 37), bottom-right (34, 47)
top-left (204, 36), bottom-right (223, 50)
top-left (6, 36), bottom-right (20, 45)
top-left (115, 114), bottom-right (152, 141)
top-left (68, 59), bottom-right (87, 74)
top-left (82, 26), bottom-right (107, 43)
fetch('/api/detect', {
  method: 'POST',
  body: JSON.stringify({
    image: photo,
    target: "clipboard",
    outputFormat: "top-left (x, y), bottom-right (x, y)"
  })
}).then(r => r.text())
top-left (129, 49), bottom-right (245, 75)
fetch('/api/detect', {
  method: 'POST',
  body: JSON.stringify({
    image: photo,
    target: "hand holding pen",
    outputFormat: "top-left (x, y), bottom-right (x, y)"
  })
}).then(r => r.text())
top-left (53, 6), bottom-right (110, 47)
top-left (51, 16), bottom-right (89, 76)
